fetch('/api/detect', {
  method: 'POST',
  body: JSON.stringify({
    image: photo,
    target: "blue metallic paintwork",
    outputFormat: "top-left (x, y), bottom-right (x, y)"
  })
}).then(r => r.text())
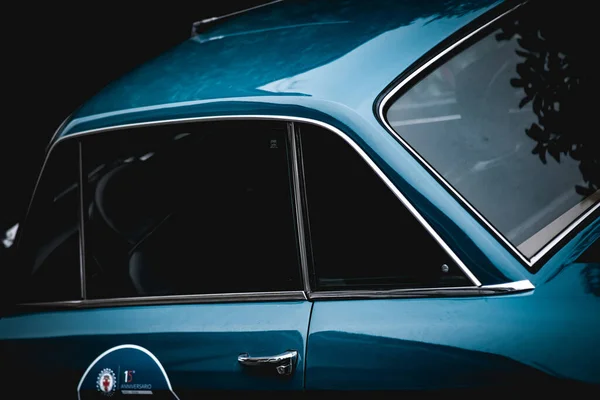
top-left (306, 219), bottom-right (600, 390)
top-left (0, 301), bottom-right (312, 392)
top-left (306, 218), bottom-right (600, 389)
top-left (64, 0), bottom-right (501, 122)
top-left (307, 258), bottom-right (600, 389)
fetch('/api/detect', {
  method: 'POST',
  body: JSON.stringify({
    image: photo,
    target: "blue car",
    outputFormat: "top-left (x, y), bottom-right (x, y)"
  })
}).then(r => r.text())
top-left (1, 0), bottom-right (598, 396)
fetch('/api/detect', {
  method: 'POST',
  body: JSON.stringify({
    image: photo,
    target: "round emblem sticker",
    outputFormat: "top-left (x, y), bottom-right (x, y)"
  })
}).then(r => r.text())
top-left (78, 344), bottom-right (180, 399)
top-left (96, 368), bottom-right (117, 396)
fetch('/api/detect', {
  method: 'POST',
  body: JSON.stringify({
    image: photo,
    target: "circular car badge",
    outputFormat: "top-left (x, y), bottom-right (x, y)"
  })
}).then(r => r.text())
top-left (96, 368), bottom-right (117, 396)
top-left (78, 344), bottom-right (180, 399)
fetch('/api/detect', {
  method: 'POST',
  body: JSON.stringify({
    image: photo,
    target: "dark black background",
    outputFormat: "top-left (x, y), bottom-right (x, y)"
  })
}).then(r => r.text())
top-left (2, 2), bottom-right (267, 229)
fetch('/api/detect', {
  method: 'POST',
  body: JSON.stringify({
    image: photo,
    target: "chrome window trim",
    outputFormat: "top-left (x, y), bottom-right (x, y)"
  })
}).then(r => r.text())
top-left (14, 279), bottom-right (536, 311)
top-left (16, 291), bottom-right (308, 310)
top-left (77, 141), bottom-right (86, 299)
top-left (376, 2), bottom-right (599, 268)
top-left (18, 113), bottom-right (545, 310)
top-left (482, 279), bottom-right (535, 292)
top-left (288, 122), bottom-right (312, 293)
top-left (45, 112), bottom-right (73, 153)
top-left (309, 280), bottom-right (535, 301)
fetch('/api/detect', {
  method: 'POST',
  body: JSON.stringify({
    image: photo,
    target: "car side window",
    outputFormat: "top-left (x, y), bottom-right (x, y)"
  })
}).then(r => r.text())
top-left (15, 139), bottom-right (82, 303)
top-left (298, 123), bottom-right (471, 291)
top-left (82, 120), bottom-right (302, 299)
top-left (384, 2), bottom-right (598, 262)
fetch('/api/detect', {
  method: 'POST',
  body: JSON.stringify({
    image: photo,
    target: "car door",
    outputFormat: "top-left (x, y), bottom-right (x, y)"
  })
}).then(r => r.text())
top-left (0, 119), bottom-right (312, 398)
top-left (302, 0), bottom-right (600, 390)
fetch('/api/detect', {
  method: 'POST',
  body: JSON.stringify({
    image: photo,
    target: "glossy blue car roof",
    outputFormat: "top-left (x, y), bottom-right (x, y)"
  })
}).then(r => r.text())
top-left (58, 0), bottom-right (502, 137)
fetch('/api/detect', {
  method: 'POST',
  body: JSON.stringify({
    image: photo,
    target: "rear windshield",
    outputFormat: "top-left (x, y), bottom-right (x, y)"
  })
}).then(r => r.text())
top-left (384, 2), bottom-right (598, 261)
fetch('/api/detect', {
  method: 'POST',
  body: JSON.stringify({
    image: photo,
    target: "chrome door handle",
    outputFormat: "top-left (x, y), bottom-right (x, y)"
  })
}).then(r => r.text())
top-left (238, 350), bottom-right (298, 376)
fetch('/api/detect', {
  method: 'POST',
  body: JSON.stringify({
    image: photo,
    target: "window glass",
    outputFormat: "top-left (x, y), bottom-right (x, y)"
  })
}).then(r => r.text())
top-left (16, 140), bottom-right (81, 303)
top-left (82, 121), bottom-right (301, 298)
top-left (385, 2), bottom-right (598, 259)
top-left (299, 123), bottom-right (471, 291)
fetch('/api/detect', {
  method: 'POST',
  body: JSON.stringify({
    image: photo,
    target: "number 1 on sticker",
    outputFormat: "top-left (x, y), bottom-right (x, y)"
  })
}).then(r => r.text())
top-left (124, 370), bottom-right (134, 383)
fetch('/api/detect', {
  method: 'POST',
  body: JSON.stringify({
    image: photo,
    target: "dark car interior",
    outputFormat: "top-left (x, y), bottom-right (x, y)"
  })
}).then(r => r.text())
top-left (83, 121), bottom-right (301, 299)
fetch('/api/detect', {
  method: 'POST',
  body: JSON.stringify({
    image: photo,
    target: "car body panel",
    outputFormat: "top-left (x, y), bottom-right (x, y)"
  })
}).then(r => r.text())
top-left (308, 278), bottom-right (600, 389)
top-left (64, 0), bottom-right (501, 125)
top-left (0, 301), bottom-right (312, 394)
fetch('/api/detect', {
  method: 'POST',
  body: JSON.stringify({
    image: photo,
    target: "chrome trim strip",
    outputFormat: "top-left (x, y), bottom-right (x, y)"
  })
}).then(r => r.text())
top-left (530, 201), bottom-right (600, 264)
top-left (45, 112), bottom-right (73, 153)
top-left (309, 280), bottom-right (534, 300)
top-left (377, 2), bottom-right (597, 268)
top-left (77, 142), bottom-right (86, 299)
top-left (17, 291), bottom-right (308, 310)
top-left (481, 279), bottom-right (535, 291)
top-left (46, 114), bottom-right (482, 287)
top-left (288, 122), bottom-right (312, 293)
top-left (519, 191), bottom-right (600, 258)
